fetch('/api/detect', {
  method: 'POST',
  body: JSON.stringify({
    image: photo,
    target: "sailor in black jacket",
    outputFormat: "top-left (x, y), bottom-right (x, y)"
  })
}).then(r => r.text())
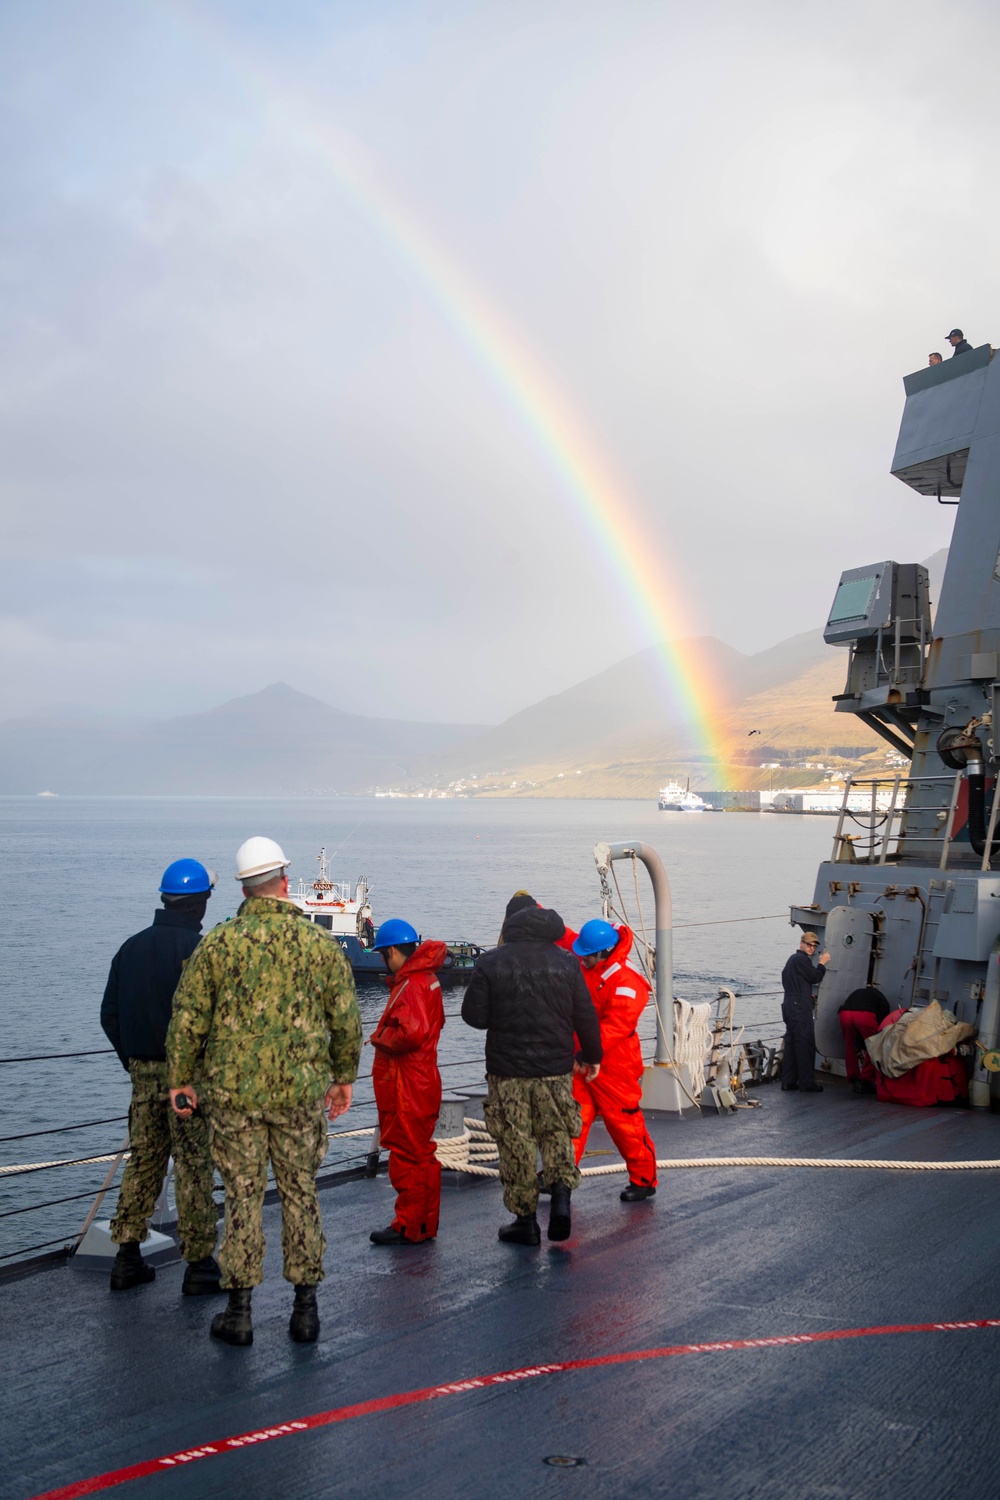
top-left (99, 860), bottom-right (222, 1294)
top-left (780, 931), bottom-right (829, 1093)
top-left (462, 904), bottom-right (601, 1245)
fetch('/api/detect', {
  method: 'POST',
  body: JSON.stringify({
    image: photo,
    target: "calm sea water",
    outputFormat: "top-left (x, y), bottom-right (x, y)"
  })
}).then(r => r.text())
top-left (0, 796), bottom-right (834, 1260)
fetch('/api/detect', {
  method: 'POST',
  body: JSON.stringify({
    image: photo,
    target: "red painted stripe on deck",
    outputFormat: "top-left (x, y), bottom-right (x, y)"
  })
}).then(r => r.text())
top-left (27, 1317), bottom-right (1000, 1500)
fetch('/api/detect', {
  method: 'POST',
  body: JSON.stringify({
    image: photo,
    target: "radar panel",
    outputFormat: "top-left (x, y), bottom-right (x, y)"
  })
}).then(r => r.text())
top-left (829, 574), bottom-right (879, 625)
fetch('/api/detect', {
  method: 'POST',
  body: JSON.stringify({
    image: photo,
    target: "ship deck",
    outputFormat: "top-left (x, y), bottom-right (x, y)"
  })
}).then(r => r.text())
top-left (4, 1079), bottom-right (999, 1500)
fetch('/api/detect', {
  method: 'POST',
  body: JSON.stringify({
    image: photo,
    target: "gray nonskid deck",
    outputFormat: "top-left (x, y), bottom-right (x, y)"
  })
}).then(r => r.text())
top-left (4, 1082), bottom-right (999, 1500)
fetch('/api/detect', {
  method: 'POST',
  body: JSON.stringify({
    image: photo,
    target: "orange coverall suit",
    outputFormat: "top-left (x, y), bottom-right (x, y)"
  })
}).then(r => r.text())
top-left (573, 927), bottom-right (657, 1188)
top-left (371, 941), bottom-right (447, 1241)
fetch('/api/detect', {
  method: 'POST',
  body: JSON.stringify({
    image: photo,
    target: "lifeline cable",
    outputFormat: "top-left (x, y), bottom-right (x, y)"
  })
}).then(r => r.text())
top-left (24, 1318), bottom-right (1000, 1500)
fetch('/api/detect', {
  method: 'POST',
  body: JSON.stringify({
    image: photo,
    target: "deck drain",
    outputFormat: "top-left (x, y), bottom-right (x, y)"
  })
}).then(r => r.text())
top-left (543, 1456), bottom-right (588, 1468)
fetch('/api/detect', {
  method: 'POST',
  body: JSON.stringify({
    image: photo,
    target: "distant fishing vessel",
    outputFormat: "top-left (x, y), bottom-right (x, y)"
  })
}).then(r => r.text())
top-left (291, 847), bottom-right (484, 984)
top-left (657, 779), bottom-right (710, 811)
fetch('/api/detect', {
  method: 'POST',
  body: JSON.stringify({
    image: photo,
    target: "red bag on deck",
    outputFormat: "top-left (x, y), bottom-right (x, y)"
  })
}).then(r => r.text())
top-left (873, 1008), bottom-right (969, 1106)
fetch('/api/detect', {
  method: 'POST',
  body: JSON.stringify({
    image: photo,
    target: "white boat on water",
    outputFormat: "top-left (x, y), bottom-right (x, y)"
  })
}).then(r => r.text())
top-left (658, 779), bottom-right (709, 811)
top-left (289, 848), bottom-right (380, 972)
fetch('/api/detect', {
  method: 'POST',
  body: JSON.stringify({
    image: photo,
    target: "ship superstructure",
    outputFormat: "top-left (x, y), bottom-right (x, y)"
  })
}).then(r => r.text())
top-left (795, 344), bottom-right (1000, 1105)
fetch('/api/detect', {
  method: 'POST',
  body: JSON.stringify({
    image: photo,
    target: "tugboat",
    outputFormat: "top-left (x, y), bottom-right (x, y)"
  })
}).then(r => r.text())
top-left (291, 848), bottom-right (485, 985)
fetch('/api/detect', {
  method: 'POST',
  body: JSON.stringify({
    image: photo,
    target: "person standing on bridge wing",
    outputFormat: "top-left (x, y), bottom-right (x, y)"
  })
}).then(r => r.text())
top-left (166, 837), bottom-right (362, 1349)
top-left (780, 931), bottom-right (830, 1093)
top-left (100, 859), bottom-right (222, 1296)
top-left (368, 919), bottom-right (446, 1247)
top-left (569, 920), bottom-right (658, 1203)
top-left (462, 903), bottom-right (601, 1246)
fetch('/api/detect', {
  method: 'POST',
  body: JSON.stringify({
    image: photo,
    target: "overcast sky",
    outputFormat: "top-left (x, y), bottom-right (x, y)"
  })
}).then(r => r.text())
top-left (1, 0), bottom-right (991, 725)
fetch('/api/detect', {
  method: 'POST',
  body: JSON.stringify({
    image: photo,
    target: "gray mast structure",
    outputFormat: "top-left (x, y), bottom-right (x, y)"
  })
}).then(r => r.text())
top-left (798, 344), bottom-right (1000, 1106)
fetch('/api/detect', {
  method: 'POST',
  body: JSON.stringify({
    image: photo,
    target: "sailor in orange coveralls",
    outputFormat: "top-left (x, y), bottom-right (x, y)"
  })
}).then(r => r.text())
top-left (570, 919), bottom-right (658, 1202)
top-left (368, 919), bottom-right (446, 1246)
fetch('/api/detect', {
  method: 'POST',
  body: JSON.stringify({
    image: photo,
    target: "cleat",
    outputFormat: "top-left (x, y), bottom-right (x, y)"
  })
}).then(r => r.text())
top-left (181, 1255), bottom-right (223, 1296)
top-left (498, 1214), bottom-right (541, 1246)
top-left (548, 1183), bottom-right (572, 1242)
top-left (289, 1284), bottom-right (319, 1343)
top-left (369, 1225), bottom-right (422, 1246)
top-left (109, 1242), bottom-right (155, 1292)
top-left (210, 1288), bottom-right (253, 1346)
top-left (620, 1183), bottom-right (657, 1202)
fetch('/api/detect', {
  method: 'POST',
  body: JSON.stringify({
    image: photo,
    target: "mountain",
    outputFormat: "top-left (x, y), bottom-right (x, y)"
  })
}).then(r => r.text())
top-left (0, 684), bottom-right (484, 795)
top-left (395, 549), bottom-right (951, 797)
top-left (3, 551), bottom-right (948, 798)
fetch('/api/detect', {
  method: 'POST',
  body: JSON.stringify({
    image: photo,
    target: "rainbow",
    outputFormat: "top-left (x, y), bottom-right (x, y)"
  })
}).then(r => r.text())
top-left (172, 4), bottom-right (734, 783)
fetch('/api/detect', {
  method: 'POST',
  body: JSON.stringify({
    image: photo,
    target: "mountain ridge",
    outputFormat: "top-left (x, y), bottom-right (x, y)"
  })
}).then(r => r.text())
top-left (1, 550), bottom-right (947, 797)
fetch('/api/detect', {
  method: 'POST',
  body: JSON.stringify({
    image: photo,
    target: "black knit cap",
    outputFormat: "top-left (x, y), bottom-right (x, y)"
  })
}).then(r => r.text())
top-left (504, 891), bottom-right (537, 920)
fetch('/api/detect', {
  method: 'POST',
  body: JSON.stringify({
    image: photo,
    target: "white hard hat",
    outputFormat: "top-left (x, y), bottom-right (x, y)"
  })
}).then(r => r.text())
top-left (235, 836), bottom-right (290, 881)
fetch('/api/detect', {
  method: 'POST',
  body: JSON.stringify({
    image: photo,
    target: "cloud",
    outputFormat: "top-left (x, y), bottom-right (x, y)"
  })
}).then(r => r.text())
top-left (0, 0), bottom-right (989, 721)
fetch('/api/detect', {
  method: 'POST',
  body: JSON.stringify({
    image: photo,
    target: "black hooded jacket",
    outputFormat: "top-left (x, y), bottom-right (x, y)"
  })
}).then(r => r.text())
top-left (461, 906), bottom-right (602, 1078)
top-left (100, 908), bottom-right (204, 1068)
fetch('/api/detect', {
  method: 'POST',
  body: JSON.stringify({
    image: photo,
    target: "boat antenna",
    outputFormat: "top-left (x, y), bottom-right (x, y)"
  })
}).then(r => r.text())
top-left (328, 820), bottom-right (365, 863)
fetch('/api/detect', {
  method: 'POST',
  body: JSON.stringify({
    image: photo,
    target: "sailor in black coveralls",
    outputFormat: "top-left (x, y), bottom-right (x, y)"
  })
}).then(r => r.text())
top-left (780, 932), bottom-right (829, 1093)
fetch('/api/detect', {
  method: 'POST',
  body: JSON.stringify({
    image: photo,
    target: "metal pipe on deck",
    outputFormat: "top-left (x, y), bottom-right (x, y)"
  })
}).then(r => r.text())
top-left (594, 840), bottom-right (690, 1111)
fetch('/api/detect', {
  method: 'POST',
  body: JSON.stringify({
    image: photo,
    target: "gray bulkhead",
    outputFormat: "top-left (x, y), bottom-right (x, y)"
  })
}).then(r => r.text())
top-left (795, 346), bottom-right (1000, 1105)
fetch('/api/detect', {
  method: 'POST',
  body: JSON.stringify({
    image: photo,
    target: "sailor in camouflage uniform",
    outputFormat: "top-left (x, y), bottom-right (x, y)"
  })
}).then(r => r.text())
top-left (100, 858), bottom-right (222, 1296)
top-left (167, 837), bottom-right (362, 1347)
top-left (462, 901), bottom-right (602, 1245)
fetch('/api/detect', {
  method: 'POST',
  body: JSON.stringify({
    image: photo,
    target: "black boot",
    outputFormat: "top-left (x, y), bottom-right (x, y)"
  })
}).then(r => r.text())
top-left (369, 1225), bottom-right (421, 1246)
top-left (109, 1240), bottom-right (155, 1291)
top-left (548, 1183), bottom-right (572, 1242)
top-left (620, 1183), bottom-right (657, 1202)
top-left (181, 1255), bottom-right (223, 1296)
top-left (211, 1288), bottom-right (253, 1346)
top-left (498, 1214), bottom-right (541, 1246)
top-left (289, 1284), bottom-right (319, 1344)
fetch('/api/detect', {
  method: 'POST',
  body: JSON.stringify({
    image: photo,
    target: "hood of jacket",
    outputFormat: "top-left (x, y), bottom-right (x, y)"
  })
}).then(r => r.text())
top-left (397, 939), bottom-right (448, 978)
top-left (500, 905), bottom-right (566, 945)
top-left (607, 925), bottom-right (635, 966)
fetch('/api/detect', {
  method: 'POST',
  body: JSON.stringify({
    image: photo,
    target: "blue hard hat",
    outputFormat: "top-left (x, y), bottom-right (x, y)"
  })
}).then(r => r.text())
top-left (572, 919), bottom-right (618, 958)
top-left (159, 859), bottom-right (216, 896)
top-left (373, 918), bottom-right (419, 951)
